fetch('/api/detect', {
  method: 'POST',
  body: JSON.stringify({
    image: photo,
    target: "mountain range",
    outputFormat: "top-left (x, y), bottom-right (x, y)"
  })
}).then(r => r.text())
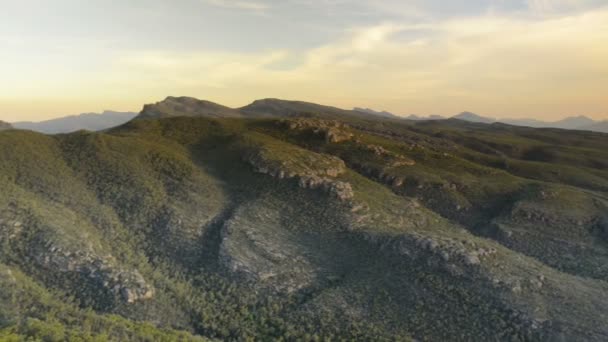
top-left (452, 112), bottom-right (608, 132)
top-left (1, 96), bottom-right (608, 340)
top-left (12, 111), bottom-right (137, 134)
top-left (361, 108), bottom-right (608, 132)
top-left (4, 102), bottom-right (605, 135)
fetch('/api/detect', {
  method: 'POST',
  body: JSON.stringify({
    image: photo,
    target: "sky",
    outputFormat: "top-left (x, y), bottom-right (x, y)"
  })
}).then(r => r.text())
top-left (1, 0), bottom-right (607, 122)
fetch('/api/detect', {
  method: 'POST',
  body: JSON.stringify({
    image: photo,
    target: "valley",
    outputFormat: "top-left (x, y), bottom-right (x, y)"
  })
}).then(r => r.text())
top-left (1, 97), bottom-right (608, 341)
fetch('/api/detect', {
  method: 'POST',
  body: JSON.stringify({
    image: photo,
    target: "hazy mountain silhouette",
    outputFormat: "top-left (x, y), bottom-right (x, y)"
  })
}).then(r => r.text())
top-left (2, 96), bottom-right (608, 340)
top-left (452, 111), bottom-right (496, 123)
top-left (13, 111), bottom-right (137, 134)
top-left (353, 107), bottom-right (401, 119)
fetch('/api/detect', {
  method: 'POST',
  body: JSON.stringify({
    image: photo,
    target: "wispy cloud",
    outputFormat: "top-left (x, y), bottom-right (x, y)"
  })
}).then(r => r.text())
top-left (1, 1), bottom-right (607, 121)
top-left (204, 0), bottom-right (269, 12)
top-left (526, 0), bottom-right (606, 15)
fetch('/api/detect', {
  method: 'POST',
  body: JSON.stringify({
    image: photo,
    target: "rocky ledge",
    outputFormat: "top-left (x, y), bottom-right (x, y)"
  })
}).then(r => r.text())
top-left (244, 136), bottom-right (354, 201)
top-left (361, 143), bottom-right (416, 167)
top-left (280, 118), bottom-right (354, 143)
top-left (298, 176), bottom-right (354, 201)
top-left (35, 241), bottom-right (155, 304)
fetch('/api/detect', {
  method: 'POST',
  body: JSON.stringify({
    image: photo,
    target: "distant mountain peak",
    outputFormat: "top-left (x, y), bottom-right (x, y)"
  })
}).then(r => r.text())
top-left (12, 111), bottom-right (136, 134)
top-left (138, 96), bottom-right (242, 119)
top-left (353, 107), bottom-right (400, 118)
top-left (556, 115), bottom-right (595, 124)
top-left (240, 98), bottom-right (353, 118)
top-left (452, 111), bottom-right (607, 132)
top-left (571, 115), bottom-right (592, 119)
top-left (452, 111), bottom-right (496, 123)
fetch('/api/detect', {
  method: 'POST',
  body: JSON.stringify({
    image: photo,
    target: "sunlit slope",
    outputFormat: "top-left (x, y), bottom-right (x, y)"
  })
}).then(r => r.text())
top-left (1, 102), bottom-right (607, 341)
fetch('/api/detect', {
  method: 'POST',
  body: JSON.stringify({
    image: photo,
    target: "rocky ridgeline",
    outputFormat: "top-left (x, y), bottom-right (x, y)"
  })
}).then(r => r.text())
top-left (281, 118), bottom-right (354, 143)
top-left (350, 144), bottom-right (416, 188)
top-left (217, 204), bottom-right (320, 294)
top-left (410, 234), bottom-right (498, 266)
top-left (35, 242), bottom-right (155, 304)
top-left (509, 202), bottom-right (590, 228)
top-left (387, 232), bottom-right (549, 296)
top-left (370, 231), bottom-right (498, 269)
top-left (297, 176), bottom-right (354, 201)
top-left (0, 209), bottom-right (153, 304)
top-left (245, 149), bottom-right (345, 179)
top-left (0, 207), bottom-right (29, 247)
top-left (350, 123), bottom-right (459, 152)
top-left (244, 138), bottom-right (354, 201)
top-left (279, 118), bottom-right (415, 190)
top-left (360, 143), bottom-right (416, 168)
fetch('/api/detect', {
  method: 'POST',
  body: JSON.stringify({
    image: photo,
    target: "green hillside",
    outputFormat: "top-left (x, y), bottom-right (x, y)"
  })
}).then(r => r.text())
top-left (1, 97), bottom-right (608, 341)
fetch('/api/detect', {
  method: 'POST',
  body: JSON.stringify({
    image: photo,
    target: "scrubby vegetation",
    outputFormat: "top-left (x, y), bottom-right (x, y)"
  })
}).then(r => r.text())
top-left (1, 97), bottom-right (608, 341)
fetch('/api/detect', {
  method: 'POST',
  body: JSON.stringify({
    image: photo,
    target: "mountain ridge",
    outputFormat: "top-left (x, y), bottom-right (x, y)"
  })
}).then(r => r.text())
top-left (7, 98), bottom-right (606, 134)
top-left (351, 106), bottom-right (607, 132)
top-left (2, 96), bottom-right (608, 340)
top-left (12, 110), bottom-right (137, 134)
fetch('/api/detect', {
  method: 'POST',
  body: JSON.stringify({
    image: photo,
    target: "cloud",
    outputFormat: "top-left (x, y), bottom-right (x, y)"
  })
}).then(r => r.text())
top-left (204, 0), bottom-right (269, 12)
top-left (526, 0), bottom-right (607, 15)
top-left (2, 2), bottom-right (607, 121)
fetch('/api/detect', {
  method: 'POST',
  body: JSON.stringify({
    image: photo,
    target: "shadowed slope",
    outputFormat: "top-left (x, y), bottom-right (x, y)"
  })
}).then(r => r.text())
top-left (1, 98), bottom-right (608, 341)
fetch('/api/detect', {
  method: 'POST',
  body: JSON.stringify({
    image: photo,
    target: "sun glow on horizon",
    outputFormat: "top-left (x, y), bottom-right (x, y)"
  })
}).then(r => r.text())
top-left (1, 0), bottom-right (607, 122)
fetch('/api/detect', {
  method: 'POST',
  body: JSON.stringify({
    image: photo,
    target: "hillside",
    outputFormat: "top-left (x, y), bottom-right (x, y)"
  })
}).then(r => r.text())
top-left (13, 111), bottom-right (137, 134)
top-left (0, 121), bottom-right (12, 131)
top-left (1, 97), bottom-right (608, 341)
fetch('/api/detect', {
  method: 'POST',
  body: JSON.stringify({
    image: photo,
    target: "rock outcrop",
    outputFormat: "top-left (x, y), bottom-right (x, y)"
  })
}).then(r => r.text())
top-left (35, 241), bottom-right (155, 304)
top-left (0, 208), bottom-right (154, 304)
top-left (298, 176), bottom-right (354, 201)
top-left (400, 234), bottom-right (498, 267)
top-left (361, 144), bottom-right (416, 167)
top-left (281, 118), bottom-right (354, 143)
top-left (218, 205), bottom-right (319, 293)
top-left (243, 134), bottom-right (354, 201)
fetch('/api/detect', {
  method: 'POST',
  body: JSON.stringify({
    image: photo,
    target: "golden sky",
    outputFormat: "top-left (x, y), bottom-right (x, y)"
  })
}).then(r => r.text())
top-left (1, 0), bottom-right (607, 121)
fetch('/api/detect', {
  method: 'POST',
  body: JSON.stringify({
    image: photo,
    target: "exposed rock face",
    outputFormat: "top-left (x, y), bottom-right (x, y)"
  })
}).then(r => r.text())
top-left (218, 204), bottom-right (318, 293)
top-left (409, 234), bottom-right (497, 266)
top-left (119, 273), bottom-right (155, 303)
top-left (298, 176), bottom-right (354, 201)
top-left (245, 149), bottom-right (346, 180)
top-left (0, 207), bottom-right (29, 246)
top-left (341, 143), bottom-right (415, 191)
top-left (244, 135), bottom-right (354, 201)
top-left (35, 241), bottom-right (155, 304)
top-left (138, 96), bottom-right (243, 119)
top-left (1, 208), bottom-right (154, 305)
top-left (361, 143), bottom-right (416, 167)
top-left (281, 118), bottom-right (354, 143)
